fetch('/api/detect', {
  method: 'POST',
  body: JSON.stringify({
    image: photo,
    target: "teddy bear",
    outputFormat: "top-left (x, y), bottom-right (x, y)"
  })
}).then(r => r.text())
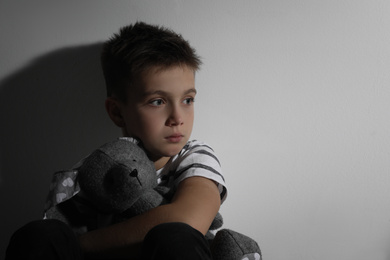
top-left (45, 137), bottom-right (261, 260)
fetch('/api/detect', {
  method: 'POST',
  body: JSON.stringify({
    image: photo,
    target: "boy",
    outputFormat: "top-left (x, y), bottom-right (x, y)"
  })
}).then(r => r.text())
top-left (6, 22), bottom-right (227, 260)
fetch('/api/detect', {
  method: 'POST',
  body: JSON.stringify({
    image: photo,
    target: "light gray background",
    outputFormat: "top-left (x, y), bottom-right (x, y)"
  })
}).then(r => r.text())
top-left (1, 1), bottom-right (390, 259)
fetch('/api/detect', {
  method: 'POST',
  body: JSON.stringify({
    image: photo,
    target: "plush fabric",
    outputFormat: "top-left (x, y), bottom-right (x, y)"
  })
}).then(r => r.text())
top-left (45, 138), bottom-right (261, 259)
top-left (211, 229), bottom-right (261, 260)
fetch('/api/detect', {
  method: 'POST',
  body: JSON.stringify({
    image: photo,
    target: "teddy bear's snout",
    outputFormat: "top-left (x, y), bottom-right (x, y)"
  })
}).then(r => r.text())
top-left (129, 169), bottom-right (142, 186)
top-left (129, 169), bottom-right (138, 177)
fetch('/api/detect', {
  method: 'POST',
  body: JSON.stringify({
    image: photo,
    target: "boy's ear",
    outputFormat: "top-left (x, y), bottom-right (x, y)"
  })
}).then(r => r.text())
top-left (105, 97), bottom-right (126, 128)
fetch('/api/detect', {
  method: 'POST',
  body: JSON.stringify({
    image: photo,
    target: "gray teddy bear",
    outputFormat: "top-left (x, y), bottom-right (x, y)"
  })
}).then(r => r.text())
top-left (45, 138), bottom-right (261, 260)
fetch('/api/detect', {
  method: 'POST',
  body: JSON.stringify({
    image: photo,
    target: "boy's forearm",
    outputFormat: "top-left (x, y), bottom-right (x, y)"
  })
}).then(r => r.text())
top-left (78, 204), bottom-right (175, 259)
top-left (79, 177), bottom-right (221, 259)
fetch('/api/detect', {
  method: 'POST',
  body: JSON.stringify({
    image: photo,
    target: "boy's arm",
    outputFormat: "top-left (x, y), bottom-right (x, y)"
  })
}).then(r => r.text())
top-left (78, 176), bottom-right (221, 259)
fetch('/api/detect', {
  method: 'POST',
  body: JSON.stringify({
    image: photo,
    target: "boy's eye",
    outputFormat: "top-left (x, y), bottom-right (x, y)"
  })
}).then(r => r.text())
top-left (183, 97), bottom-right (195, 105)
top-left (149, 99), bottom-right (164, 106)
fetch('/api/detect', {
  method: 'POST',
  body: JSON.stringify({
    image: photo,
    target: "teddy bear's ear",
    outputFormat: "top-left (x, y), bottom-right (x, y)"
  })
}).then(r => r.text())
top-left (105, 97), bottom-right (125, 128)
top-left (44, 169), bottom-right (80, 213)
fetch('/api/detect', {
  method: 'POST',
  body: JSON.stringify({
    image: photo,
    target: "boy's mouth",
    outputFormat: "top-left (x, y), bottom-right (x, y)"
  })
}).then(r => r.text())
top-left (165, 134), bottom-right (184, 143)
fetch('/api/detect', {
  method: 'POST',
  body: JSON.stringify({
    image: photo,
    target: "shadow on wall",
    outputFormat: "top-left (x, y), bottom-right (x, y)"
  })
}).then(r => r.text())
top-left (0, 43), bottom-right (119, 256)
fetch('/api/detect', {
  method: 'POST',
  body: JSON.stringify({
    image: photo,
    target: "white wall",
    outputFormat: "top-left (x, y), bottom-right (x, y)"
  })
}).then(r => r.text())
top-left (1, 1), bottom-right (389, 259)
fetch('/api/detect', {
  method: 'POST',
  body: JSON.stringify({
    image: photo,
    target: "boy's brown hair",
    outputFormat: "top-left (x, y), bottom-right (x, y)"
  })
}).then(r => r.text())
top-left (101, 22), bottom-right (202, 102)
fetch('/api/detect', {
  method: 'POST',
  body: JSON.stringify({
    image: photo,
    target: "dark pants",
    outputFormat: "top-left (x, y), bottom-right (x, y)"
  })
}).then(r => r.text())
top-left (142, 222), bottom-right (212, 260)
top-left (5, 219), bottom-right (82, 260)
top-left (6, 220), bottom-right (212, 260)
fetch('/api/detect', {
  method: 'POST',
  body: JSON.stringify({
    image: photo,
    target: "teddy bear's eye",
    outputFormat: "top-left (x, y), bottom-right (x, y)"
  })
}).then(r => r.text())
top-left (133, 159), bottom-right (137, 162)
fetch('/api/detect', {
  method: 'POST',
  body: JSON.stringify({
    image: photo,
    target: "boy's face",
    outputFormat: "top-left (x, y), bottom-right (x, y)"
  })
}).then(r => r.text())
top-left (119, 65), bottom-right (196, 166)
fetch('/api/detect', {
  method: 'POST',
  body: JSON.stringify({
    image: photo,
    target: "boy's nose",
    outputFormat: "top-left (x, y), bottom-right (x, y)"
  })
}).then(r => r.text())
top-left (166, 106), bottom-right (183, 126)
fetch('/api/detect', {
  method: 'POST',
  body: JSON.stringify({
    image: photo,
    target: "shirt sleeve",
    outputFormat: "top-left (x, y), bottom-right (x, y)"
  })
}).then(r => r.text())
top-left (159, 140), bottom-right (227, 203)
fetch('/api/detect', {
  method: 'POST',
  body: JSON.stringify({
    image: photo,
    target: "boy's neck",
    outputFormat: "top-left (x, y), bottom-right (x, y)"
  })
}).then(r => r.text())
top-left (153, 156), bottom-right (171, 171)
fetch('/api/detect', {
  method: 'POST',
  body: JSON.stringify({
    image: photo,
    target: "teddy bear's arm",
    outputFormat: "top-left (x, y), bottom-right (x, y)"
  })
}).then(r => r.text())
top-left (120, 188), bottom-right (169, 219)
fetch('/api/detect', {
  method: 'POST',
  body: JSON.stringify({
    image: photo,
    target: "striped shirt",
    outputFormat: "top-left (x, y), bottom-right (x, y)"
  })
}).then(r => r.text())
top-left (43, 139), bottom-right (227, 223)
top-left (157, 140), bottom-right (227, 203)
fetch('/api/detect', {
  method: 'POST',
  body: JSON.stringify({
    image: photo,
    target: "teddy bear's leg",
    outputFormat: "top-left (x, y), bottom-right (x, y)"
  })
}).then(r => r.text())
top-left (210, 229), bottom-right (261, 260)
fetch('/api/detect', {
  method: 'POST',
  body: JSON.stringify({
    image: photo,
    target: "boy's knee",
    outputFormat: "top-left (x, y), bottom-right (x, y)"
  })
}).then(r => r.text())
top-left (10, 219), bottom-right (74, 242)
top-left (142, 222), bottom-right (212, 260)
top-left (146, 222), bottom-right (198, 241)
top-left (6, 219), bottom-right (81, 260)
